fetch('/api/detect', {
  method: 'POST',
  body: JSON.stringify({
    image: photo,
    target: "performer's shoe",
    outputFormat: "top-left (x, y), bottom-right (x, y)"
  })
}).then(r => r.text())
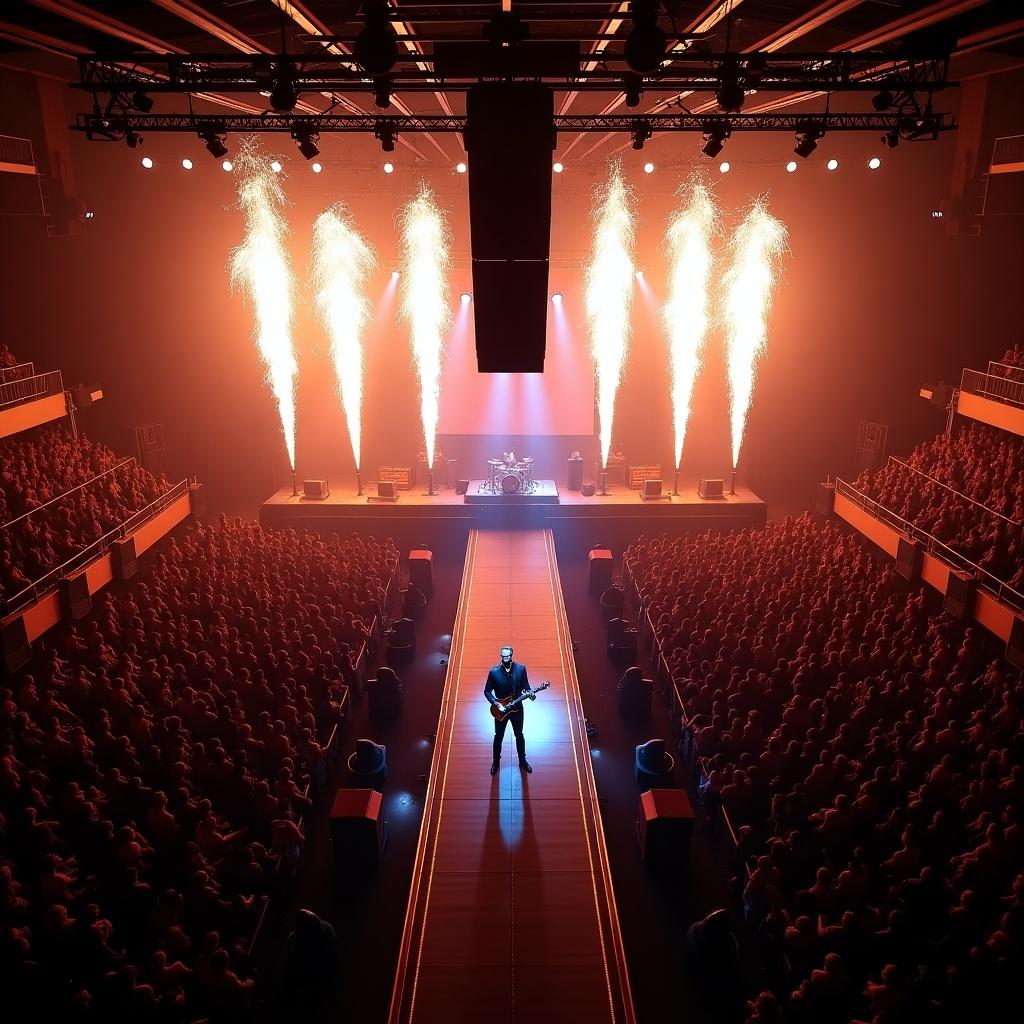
top-left (519, 760), bottom-right (533, 774)
top-left (490, 761), bottom-right (499, 776)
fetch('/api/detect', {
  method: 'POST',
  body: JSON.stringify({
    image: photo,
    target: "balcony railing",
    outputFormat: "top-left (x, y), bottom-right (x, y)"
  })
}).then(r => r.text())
top-left (963, 367), bottom-right (1024, 409)
top-left (835, 477), bottom-right (1024, 613)
top-left (0, 362), bottom-right (35, 384)
top-left (987, 360), bottom-right (1024, 383)
top-left (0, 369), bottom-right (63, 410)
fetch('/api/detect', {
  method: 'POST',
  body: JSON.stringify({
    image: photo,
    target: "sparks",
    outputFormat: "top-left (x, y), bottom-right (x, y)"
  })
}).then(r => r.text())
top-left (230, 142), bottom-right (299, 469)
top-left (721, 198), bottom-right (787, 469)
top-left (399, 185), bottom-right (452, 471)
top-left (585, 162), bottom-right (636, 469)
top-left (662, 178), bottom-right (719, 470)
top-left (312, 204), bottom-right (376, 473)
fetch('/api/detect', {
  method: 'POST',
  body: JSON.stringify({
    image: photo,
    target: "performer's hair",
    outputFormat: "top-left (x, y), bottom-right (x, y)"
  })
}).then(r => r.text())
top-left (500, 645), bottom-right (513, 656)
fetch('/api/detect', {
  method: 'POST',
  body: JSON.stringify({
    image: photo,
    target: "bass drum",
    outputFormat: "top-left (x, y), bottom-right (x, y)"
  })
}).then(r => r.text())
top-left (501, 472), bottom-right (522, 494)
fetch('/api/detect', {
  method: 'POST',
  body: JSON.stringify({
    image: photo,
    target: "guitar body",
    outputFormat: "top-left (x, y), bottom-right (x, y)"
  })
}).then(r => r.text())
top-left (489, 681), bottom-right (550, 722)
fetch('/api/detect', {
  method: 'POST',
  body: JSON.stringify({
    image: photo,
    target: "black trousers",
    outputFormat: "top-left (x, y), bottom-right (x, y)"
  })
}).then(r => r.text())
top-left (493, 708), bottom-right (526, 763)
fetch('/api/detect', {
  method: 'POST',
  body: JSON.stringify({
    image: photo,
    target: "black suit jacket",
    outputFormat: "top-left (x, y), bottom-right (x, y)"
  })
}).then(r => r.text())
top-left (483, 662), bottom-right (531, 711)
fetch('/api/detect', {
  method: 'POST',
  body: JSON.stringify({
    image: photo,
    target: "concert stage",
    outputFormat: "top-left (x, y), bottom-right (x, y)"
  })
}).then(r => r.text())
top-left (260, 481), bottom-right (766, 552)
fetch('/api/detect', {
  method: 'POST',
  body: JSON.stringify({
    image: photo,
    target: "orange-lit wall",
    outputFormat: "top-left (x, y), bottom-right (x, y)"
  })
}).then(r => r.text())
top-left (834, 492), bottom-right (1017, 643)
top-left (956, 392), bottom-right (1024, 438)
top-left (0, 393), bottom-right (66, 439)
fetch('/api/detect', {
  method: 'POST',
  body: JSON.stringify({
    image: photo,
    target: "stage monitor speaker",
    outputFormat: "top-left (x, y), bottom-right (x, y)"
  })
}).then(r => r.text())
top-left (581, 482), bottom-right (596, 497)
top-left (455, 479), bottom-right (470, 496)
top-left (944, 569), bottom-right (976, 620)
top-left (62, 571), bottom-right (91, 620)
top-left (465, 82), bottom-right (554, 372)
top-left (189, 482), bottom-right (208, 519)
top-left (408, 548), bottom-right (434, 597)
top-left (698, 478), bottom-right (725, 499)
top-left (112, 537), bottom-right (138, 580)
top-left (637, 788), bottom-right (695, 871)
top-left (329, 788), bottom-right (388, 871)
top-left (368, 480), bottom-right (399, 503)
top-left (303, 479), bottom-right (330, 500)
top-left (588, 547), bottom-right (613, 594)
top-left (640, 479), bottom-right (667, 501)
top-left (1008, 616), bottom-right (1024, 671)
top-left (2, 615), bottom-right (31, 673)
top-left (816, 481), bottom-right (836, 516)
top-left (895, 535), bottom-right (922, 581)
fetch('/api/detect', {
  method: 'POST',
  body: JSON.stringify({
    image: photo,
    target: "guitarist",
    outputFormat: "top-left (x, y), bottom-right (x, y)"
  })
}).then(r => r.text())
top-left (484, 645), bottom-right (535, 776)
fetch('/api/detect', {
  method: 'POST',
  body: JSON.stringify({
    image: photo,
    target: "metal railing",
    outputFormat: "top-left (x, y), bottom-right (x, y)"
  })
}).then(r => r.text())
top-left (4, 478), bottom-right (189, 615)
top-left (0, 362), bottom-right (35, 384)
top-left (887, 455), bottom-right (1019, 527)
top-left (987, 360), bottom-right (1024, 383)
top-left (962, 367), bottom-right (1024, 409)
top-left (835, 477), bottom-right (1024, 613)
top-left (0, 369), bottom-right (63, 410)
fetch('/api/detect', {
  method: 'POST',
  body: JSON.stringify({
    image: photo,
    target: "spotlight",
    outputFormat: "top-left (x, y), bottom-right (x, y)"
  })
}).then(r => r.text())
top-left (293, 130), bottom-right (320, 160)
top-left (785, 160), bottom-right (797, 173)
top-left (553, 161), bottom-right (564, 173)
top-left (311, 161), bottom-right (323, 173)
top-left (715, 56), bottom-right (745, 113)
top-left (882, 129), bottom-right (900, 149)
top-left (826, 158), bottom-right (839, 171)
top-left (270, 160), bottom-right (283, 173)
top-left (130, 91), bottom-right (153, 113)
top-left (354, 0), bottom-right (398, 75)
top-left (373, 76), bottom-right (392, 109)
top-left (269, 62), bottom-right (298, 113)
top-left (623, 72), bottom-right (644, 109)
top-left (455, 161), bottom-right (467, 173)
top-left (199, 131), bottom-right (228, 160)
top-left (375, 120), bottom-right (397, 153)
top-left (141, 156), bottom-right (153, 169)
top-left (868, 156), bottom-right (881, 170)
top-left (181, 158), bottom-right (193, 170)
top-left (391, 270), bottom-right (400, 279)
top-left (719, 161), bottom-right (730, 173)
top-left (551, 292), bottom-right (563, 302)
top-left (383, 161), bottom-right (395, 174)
top-left (631, 120), bottom-right (652, 151)
top-left (643, 161), bottom-right (655, 174)
top-left (702, 124), bottom-right (729, 159)
top-left (635, 270), bottom-right (644, 280)
top-left (125, 130), bottom-right (142, 149)
top-left (460, 292), bottom-right (472, 303)
top-left (871, 87), bottom-right (894, 112)
top-left (793, 125), bottom-right (822, 159)
top-left (624, 0), bottom-right (667, 74)
top-left (221, 159), bottom-right (233, 172)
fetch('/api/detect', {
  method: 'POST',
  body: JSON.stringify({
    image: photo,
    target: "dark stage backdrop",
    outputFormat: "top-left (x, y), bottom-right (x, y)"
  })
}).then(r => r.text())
top-left (2, 69), bottom-right (1023, 518)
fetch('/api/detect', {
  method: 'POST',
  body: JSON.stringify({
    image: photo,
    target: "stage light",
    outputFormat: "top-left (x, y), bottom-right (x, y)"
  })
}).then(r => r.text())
top-left (460, 292), bottom-right (472, 303)
top-left (786, 160), bottom-right (797, 172)
top-left (882, 129), bottom-right (899, 149)
top-left (868, 156), bottom-right (881, 169)
top-left (130, 91), bottom-right (153, 113)
top-left (551, 292), bottom-right (563, 303)
top-left (872, 87), bottom-right (894, 112)
top-left (826, 158), bottom-right (839, 171)
top-left (269, 63), bottom-right (298, 113)
top-left (125, 130), bottom-right (142, 149)
top-left (793, 126), bottom-right (821, 159)
top-left (623, 72), bottom-right (643, 108)
top-left (200, 131), bottom-right (228, 160)
top-left (635, 270), bottom-right (644, 280)
top-left (391, 270), bottom-right (400, 279)
top-left (375, 120), bottom-right (397, 153)
top-left (702, 123), bottom-right (729, 159)
top-left (715, 56), bottom-right (745, 113)
top-left (631, 121), bottom-right (652, 151)
top-left (293, 130), bottom-right (320, 160)
top-left (354, 0), bottom-right (398, 75)
top-left (373, 76), bottom-right (392, 109)
top-left (181, 158), bottom-right (193, 170)
top-left (383, 161), bottom-right (395, 173)
top-left (311, 161), bottom-right (322, 173)
top-left (553, 161), bottom-right (564, 173)
top-left (643, 161), bottom-right (655, 174)
top-left (624, 0), bottom-right (667, 74)
top-left (221, 159), bottom-right (233, 172)
top-left (455, 161), bottom-right (467, 173)
top-left (141, 156), bottom-right (153, 169)
top-left (270, 160), bottom-right (283, 173)
top-left (719, 161), bottom-right (730, 173)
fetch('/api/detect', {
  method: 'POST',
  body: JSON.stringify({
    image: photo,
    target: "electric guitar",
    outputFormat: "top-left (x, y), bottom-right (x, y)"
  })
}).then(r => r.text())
top-left (490, 681), bottom-right (551, 722)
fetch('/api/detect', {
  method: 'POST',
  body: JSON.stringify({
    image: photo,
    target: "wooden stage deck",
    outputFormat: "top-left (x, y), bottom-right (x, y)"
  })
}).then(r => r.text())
top-left (388, 530), bottom-right (636, 1024)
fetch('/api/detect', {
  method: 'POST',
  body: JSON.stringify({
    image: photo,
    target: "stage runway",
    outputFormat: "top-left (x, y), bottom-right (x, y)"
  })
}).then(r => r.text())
top-left (388, 530), bottom-right (635, 1024)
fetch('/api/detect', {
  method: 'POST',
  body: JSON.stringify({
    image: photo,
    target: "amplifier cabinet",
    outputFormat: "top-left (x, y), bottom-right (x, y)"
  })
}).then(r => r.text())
top-left (378, 466), bottom-right (413, 490)
top-left (628, 464), bottom-right (662, 489)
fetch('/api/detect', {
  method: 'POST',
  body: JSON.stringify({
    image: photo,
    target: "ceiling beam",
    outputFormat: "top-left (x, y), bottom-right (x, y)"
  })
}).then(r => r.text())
top-left (24, 0), bottom-right (179, 54)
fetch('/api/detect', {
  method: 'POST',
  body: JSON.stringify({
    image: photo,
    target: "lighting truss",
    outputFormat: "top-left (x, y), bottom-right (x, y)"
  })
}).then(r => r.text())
top-left (75, 111), bottom-right (955, 138)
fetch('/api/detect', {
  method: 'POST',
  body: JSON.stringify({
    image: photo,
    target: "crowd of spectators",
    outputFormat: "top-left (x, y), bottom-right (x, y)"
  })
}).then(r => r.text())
top-left (0, 344), bottom-right (18, 369)
top-left (626, 515), bottom-right (1022, 1024)
top-left (1, 427), bottom-right (172, 600)
top-left (852, 422), bottom-right (1023, 591)
top-left (996, 344), bottom-right (1024, 374)
top-left (0, 516), bottom-right (398, 1021)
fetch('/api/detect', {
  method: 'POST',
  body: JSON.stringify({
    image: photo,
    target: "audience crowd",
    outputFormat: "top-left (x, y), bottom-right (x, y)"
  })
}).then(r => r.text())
top-left (997, 343), bottom-right (1024, 374)
top-left (852, 423), bottom-right (1024, 592)
top-left (0, 516), bottom-right (398, 1021)
top-left (626, 515), bottom-right (1022, 1024)
top-left (0, 344), bottom-right (19, 369)
top-left (1, 427), bottom-right (171, 600)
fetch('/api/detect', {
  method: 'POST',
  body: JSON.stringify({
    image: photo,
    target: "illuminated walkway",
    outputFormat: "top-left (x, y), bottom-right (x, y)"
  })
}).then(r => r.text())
top-left (389, 530), bottom-right (635, 1024)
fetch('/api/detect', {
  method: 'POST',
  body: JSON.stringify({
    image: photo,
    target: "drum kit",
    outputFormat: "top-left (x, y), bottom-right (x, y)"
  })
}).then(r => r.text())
top-left (484, 450), bottom-right (537, 495)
